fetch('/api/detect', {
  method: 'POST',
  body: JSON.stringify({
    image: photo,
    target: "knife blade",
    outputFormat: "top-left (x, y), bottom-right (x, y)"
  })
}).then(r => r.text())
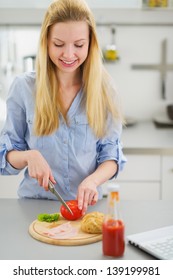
top-left (48, 180), bottom-right (73, 215)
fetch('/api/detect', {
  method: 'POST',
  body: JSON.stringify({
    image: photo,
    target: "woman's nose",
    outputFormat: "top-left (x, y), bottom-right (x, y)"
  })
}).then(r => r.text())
top-left (63, 45), bottom-right (75, 59)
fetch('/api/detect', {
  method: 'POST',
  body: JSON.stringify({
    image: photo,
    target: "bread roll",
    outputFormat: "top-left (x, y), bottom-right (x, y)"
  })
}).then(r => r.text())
top-left (81, 211), bottom-right (104, 234)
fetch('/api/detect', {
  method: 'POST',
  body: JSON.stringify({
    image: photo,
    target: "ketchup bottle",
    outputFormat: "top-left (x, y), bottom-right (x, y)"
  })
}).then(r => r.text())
top-left (102, 184), bottom-right (125, 257)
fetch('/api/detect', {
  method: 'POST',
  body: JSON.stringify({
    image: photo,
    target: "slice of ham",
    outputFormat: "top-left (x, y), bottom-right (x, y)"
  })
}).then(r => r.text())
top-left (43, 222), bottom-right (78, 239)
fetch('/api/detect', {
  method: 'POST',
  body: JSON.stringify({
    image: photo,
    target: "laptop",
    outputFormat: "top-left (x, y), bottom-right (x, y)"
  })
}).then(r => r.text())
top-left (126, 225), bottom-right (173, 260)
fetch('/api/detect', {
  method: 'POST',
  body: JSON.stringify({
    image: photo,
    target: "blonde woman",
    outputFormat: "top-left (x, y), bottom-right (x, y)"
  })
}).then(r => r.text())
top-left (0, 0), bottom-right (126, 214)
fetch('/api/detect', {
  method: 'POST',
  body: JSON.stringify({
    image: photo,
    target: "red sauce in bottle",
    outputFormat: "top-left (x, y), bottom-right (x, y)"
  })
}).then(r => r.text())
top-left (102, 219), bottom-right (125, 257)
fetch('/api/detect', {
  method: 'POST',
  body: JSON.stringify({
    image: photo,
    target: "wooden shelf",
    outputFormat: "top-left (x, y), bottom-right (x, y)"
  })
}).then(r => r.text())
top-left (142, 6), bottom-right (173, 10)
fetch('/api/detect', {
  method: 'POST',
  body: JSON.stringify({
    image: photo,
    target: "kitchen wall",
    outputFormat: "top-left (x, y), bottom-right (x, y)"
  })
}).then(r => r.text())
top-left (0, 5), bottom-right (173, 197)
top-left (0, 8), bottom-right (173, 123)
top-left (100, 25), bottom-right (173, 120)
top-left (0, 26), bottom-right (40, 122)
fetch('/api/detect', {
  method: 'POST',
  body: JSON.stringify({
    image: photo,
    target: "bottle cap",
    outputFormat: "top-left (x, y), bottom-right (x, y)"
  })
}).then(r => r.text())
top-left (107, 182), bottom-right (120, 192)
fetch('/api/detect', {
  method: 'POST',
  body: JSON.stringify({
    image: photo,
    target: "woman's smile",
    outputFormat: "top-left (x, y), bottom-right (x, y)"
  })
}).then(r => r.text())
top-left (59, 58), bottom-right (78, 67)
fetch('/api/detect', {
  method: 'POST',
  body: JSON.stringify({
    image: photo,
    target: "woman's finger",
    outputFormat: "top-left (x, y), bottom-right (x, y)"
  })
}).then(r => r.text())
top-left (77, 188), bottom-right (85, 210)
top-left (88, 191), bottom-right (96, 205)
top-left (42, 176), bottom-right (49, 191)
top-left (37, 177), bottom-right (43, 187)
top-left (82, 191), bottom-right (90, 215)
top-left (91, 192), bottom-right (98, 205)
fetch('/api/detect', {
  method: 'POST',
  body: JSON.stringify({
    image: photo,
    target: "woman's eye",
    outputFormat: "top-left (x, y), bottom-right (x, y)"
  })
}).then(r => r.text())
top-left (54, 43), bottom-right (64, 47)
top-left (53, 43), bottom-right (83, 48)
top-left (75, 45), bottom-right (83, 48)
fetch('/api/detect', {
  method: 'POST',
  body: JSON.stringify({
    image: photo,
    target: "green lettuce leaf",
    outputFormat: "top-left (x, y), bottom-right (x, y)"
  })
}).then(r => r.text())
top-left (37, 213), bottom-right (60, 222)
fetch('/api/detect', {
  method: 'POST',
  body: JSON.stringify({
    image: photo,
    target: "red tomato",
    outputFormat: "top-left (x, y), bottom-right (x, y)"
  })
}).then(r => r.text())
top-left (60, 200), bottom-right (83, 221)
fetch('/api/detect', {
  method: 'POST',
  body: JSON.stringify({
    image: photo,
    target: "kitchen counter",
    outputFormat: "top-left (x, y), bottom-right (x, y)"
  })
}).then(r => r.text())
top-left (122, 121), bottom-right (173, 154)
top-left (0, 198), bottom-right (173, 260)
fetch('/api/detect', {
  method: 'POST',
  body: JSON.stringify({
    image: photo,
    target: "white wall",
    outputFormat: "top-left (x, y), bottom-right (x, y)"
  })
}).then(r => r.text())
top-left (100, 25), bottom-right (173, 120)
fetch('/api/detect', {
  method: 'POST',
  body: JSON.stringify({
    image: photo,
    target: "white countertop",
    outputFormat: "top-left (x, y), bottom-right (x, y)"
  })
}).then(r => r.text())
top-left (1, 198), bottom-right (173, 260)
top-left (122, 121), bottom-right (173, 154)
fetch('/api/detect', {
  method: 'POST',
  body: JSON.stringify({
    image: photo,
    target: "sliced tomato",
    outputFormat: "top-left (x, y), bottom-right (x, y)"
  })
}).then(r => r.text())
top-left (60, 200), bottom-right (83, 221)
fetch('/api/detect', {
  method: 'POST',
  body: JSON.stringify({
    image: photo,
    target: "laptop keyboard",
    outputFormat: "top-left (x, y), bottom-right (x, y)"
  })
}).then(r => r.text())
top-left (145, 237), bottom-right (173, 260)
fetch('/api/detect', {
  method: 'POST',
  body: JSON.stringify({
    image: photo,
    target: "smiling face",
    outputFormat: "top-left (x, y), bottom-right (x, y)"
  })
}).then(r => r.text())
top-left (48, 21), bottom-right (90, 75)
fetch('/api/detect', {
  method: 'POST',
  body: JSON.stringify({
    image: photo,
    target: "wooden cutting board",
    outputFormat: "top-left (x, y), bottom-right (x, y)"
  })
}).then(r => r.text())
top-left (29, 217), bottom-right (102, 246)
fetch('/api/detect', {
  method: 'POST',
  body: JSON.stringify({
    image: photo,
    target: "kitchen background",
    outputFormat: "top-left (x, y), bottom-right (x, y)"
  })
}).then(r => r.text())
top-left (0, 0), bottom-right (173, 199)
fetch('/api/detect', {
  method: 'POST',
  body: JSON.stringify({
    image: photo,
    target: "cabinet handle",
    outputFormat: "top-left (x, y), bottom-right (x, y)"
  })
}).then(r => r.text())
top-left (171, 169), bottom-right (173, 173)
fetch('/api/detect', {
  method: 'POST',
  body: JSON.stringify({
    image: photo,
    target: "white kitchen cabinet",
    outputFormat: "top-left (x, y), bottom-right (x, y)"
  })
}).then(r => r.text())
top-left (162, 156), bottom-right (173, 200)
top-left (117, 155), bottom-right (161, 181)
top-left (116, 121), bottom-right (173, 201)
top-left (86, 0), bottom-right (142, 8)
top-left (117, 154), bottom-right (161, 200)
top-left (0, 0), bottom-right (142, 9)
top-left (118, 182), bottom-right (160, 200)
top-left (0, 171), bottom-right (24, 198)
top-left (0, 0), bottom-right (52, 8)
top-left (102, 154), bottom-right (161, 200)
top-left (1, 1), bottom-right (173, 25)
top-left (3, 0), bottom-right (173, 9)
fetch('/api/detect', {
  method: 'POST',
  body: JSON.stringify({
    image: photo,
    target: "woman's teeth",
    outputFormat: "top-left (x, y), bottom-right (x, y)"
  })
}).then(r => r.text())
top-left (62, 60), bottom-right (76, 65)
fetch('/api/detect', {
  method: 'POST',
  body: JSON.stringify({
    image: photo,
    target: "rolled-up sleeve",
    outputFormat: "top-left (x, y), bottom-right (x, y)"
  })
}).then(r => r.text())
top-left (96, 120), bottom-right (127, 178)
top-left (0, 133), bottom-right (27, 175)
top-left (0, 77), bottom-right (28, 175)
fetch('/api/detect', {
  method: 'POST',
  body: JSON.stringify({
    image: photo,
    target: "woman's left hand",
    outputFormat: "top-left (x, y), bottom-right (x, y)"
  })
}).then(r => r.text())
top-left (77, 177), bottom-right (98, 215)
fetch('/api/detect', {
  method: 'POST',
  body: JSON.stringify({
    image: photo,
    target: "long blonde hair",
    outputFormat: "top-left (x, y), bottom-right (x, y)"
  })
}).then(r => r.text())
top-left (35, 0), bottom-right (123, 137)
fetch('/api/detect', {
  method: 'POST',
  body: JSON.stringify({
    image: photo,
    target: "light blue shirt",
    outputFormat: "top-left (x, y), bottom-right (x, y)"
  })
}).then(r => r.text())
top-left (0, 71), bottom-right (126, 200)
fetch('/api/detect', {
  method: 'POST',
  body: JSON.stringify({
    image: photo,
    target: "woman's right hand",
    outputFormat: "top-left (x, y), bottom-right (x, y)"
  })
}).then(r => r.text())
top-left (26, 150), bottom-right (56, 190)
top-left (7, 149), bottom-right (55, 190)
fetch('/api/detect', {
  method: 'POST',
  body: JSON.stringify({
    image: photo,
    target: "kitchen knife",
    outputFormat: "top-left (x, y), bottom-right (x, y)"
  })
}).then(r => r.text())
top-left (48, 180), bottom-right (73, 215)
